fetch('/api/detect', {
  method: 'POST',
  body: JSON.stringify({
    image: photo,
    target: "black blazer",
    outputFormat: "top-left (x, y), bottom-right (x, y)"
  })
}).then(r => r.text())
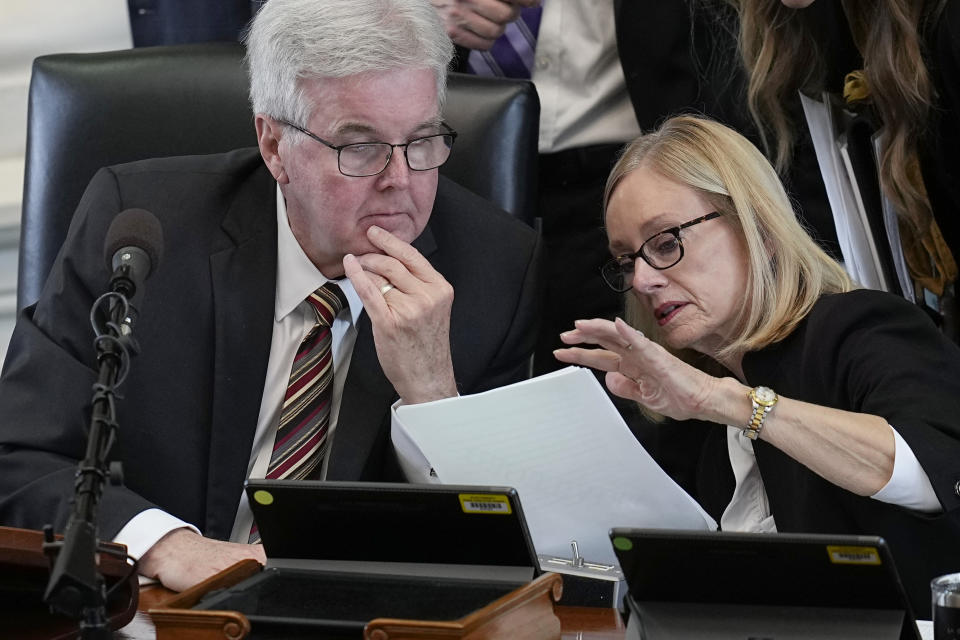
top-left (0, 148), bottom-right (542, 541)
top-left (695, 290), bottom-right (960, 617)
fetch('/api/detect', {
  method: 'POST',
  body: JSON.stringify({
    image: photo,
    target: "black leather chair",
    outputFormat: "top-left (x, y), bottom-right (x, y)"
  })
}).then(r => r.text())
top-left (18, 42), bottom-right (539, 311)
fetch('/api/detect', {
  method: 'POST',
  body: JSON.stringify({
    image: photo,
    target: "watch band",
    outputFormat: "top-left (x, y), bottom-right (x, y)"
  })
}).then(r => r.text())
top-left (745, 386), bottom-right (778, 440)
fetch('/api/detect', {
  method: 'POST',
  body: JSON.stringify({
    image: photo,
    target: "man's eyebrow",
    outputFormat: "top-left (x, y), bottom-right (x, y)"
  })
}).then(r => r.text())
top-left (332, 122), bottom-right (380, 138)
top-left (417, 117), bottom-right (445, 131)
top-left (332, 119), bottom-right (444, 140)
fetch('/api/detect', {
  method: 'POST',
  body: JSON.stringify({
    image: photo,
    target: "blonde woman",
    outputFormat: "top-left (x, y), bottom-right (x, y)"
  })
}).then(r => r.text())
top-left (555, 115), bottom-right (960, 618)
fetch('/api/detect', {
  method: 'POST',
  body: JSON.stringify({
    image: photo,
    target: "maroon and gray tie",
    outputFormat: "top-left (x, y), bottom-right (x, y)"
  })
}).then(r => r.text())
top-left (249, 282), bottom-right (346, 543)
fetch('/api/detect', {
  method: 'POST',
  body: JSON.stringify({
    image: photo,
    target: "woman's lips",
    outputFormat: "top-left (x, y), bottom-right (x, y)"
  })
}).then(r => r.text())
top-left (655, 302), bottom-right (687, 326)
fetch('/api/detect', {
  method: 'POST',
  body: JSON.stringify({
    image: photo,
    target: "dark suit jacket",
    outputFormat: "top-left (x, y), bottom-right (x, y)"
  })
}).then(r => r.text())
top-left (693, 290), bottom-right (960, 617)
top-left (0, 148), bottom-right (542, 542)
top-left (615, 0), bottom-right (749, 133)
top-left (127, 0), bottom-right (255, 47)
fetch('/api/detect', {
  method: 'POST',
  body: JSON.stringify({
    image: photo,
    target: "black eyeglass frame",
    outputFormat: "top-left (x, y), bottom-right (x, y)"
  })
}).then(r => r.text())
top-left (278, 119), bottom-right (458, 177)
top-left (601, 211), bottom-right (723, 293)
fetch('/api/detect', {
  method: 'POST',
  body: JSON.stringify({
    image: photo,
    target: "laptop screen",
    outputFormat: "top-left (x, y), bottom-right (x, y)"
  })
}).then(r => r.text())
top-left (245, 480), bottom-right (539, 569)
top-left (609, 528), bottom-right (919, 640)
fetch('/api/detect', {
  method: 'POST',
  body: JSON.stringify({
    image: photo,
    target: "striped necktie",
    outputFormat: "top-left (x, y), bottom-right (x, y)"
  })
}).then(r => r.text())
top-left (250, 283), bottom-right (346, 543)
top-left (467, 6), bottom-right (543, 79)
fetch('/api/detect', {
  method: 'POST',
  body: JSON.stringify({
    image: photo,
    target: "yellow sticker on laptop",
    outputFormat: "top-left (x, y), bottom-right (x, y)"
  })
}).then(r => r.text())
top-left (252, 490), bottom-right (274, 506)
top-left (826, 545), bottom-right (881, 565)
top-left (459, 493), bottom-right (512, 515)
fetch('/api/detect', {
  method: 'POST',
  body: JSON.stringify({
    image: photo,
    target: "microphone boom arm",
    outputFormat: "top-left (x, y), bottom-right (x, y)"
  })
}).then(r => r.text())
top-left (43, 289), bottom-right (132, 638)
top-left (43, 208), bottom-right (163, 637)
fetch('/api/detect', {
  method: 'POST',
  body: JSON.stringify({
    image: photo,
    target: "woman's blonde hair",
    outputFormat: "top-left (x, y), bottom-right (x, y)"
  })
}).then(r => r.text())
top-left (732, 0), bottom-right (954, 292)
top-left (605, 115), bottom-right (854, 361)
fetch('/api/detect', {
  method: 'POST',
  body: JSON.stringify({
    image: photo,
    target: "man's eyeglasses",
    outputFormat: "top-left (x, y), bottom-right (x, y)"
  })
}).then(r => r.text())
top-left (601, 211), bottom-right (723, 293)
top-left (278, 120), bottom-right (457, 177)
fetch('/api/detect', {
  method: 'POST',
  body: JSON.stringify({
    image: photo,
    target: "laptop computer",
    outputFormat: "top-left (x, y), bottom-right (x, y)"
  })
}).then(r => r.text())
top-left (244, 480), bottom-right (539, 576)
top-left (610, 528), bottom-right (920, 640)
top-left (191, 481), bottom-right (542, 637)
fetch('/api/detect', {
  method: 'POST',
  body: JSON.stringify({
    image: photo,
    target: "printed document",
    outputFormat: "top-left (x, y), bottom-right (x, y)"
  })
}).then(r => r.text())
top-left (392, 366), bottom-right (717, 568)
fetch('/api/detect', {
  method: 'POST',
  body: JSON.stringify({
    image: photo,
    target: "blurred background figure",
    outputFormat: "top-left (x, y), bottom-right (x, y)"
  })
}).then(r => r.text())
top-left (728, 0), bottom-right (959, 339)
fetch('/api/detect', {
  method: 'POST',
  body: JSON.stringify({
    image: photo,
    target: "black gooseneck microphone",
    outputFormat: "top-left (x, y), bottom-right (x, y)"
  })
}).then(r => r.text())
top-left (102, 208), bottom-right (164, 331)
top-left (43, 208), bottom-right (164, 639)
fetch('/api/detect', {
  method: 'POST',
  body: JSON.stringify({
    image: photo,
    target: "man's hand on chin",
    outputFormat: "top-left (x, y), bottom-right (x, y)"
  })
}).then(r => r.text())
top-left (138, 528), bottom-right (266, 593)
top-left (344, 225), bottom-right (458, 405)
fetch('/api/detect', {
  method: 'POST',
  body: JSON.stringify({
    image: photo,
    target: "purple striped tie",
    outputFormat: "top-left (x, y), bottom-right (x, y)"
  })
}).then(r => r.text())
top-left (467, 6), bottom-right (542, 79)
top-left (250, 282), bottom-right (346, 544)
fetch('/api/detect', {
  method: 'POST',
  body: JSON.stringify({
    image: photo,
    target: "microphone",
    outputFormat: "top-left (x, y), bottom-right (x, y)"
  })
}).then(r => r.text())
top-left (102, 208), bottom-right (164, 329)
top-left (43, 209), bottom-right (164, 631)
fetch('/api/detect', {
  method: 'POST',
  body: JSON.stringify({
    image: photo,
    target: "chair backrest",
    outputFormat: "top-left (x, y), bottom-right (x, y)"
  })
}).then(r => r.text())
top-left (18, 42), bottom-right (539, 311)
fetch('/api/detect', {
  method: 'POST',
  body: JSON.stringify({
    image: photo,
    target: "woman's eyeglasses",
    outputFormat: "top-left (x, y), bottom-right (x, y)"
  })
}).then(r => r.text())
top-left (600, 212), bottom-right (722, 293)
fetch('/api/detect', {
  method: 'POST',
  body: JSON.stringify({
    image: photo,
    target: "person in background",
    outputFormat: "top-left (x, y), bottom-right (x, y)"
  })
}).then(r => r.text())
top-left (555, 115), bottom-right (960, 617)
top-left (434, 1), bottom-right (756, 376)
top-left (729, 0), bottom-right (959, 337)
top-left (0, 0), bottom-right (540, 592)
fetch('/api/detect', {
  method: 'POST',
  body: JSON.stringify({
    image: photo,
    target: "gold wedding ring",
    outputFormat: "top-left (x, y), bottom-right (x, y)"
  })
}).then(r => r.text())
top-left (379, 283), bottom-right (395, 295)
top-left (623, 331), bottom-right (644, 351)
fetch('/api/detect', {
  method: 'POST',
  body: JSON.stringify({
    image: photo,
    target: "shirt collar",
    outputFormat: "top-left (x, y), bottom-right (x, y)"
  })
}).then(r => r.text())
top-left (274, 184), bottom-right (364, 325)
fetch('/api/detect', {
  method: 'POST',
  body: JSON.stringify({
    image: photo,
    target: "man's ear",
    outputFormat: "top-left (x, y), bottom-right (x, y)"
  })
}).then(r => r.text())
top-left (255, 115), bottom-right (289, 184)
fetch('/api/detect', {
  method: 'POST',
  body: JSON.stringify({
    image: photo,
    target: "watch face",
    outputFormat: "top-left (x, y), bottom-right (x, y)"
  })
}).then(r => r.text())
top-left (754, 386), bottom-right (777, 405)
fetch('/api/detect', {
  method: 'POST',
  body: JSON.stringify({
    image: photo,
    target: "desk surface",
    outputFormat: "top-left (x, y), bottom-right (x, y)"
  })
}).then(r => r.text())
top-left (59, 583), bottom-right (941, 640)
top-left (119, 584), bottom-right (627, 639)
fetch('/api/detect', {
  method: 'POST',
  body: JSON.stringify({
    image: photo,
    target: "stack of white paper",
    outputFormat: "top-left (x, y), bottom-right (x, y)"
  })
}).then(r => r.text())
top-left (392, 367), bottom-right (717, 568)
top-left (800, 91), bottom-right (886, 291)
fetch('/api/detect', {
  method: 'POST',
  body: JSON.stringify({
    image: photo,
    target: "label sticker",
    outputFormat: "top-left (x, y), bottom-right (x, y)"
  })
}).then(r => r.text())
top-left (459, 493), bottom-right (512, 515)
top-left (253, 490), bottom-right (274, 506)
top-left (826, 545), bottom-right (881, 565)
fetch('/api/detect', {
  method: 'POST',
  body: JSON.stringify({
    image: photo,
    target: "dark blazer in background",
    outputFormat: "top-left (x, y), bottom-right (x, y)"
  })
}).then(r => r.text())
top-left (916, 0), bottom-right (960, 262)
top-left (127, 0), bottom-right (255, 47)
top-left (0, 148), bottom-right (542, 542)
top-left (614, 0), bottom-right (748, 133)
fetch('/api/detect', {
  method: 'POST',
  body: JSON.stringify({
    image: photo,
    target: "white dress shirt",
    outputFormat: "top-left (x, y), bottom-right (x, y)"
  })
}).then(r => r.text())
top-left (114, 186), bottom-right (365, 558)
top-left (531, 1), bottom-right (641, 153)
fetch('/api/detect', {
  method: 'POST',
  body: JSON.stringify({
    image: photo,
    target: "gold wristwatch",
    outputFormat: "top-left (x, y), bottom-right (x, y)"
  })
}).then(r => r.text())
top-left (745, 386), bottom-right (778, 440)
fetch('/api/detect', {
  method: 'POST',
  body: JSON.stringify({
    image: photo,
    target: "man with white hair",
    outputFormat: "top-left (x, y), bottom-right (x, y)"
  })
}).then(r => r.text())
top-left (0, 0), bottom-right (540, 591)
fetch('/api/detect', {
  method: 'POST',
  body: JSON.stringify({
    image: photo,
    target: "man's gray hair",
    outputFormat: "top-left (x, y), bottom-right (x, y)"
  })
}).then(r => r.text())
top-left (244, 0), bottom-right (454, 127)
